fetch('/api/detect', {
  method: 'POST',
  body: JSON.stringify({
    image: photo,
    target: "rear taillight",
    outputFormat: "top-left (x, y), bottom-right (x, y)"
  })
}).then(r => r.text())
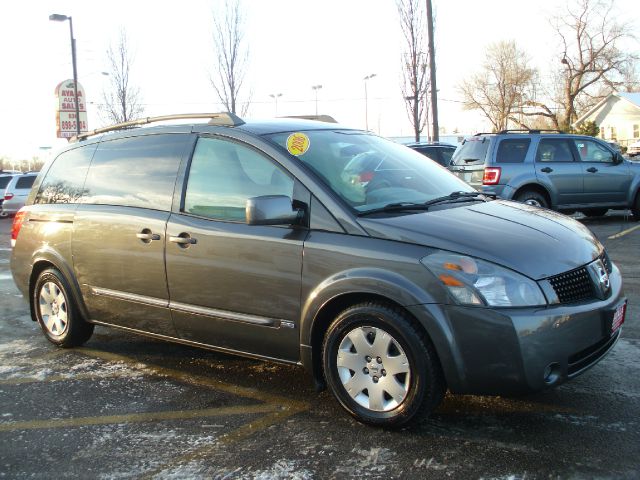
top-left (4, 193), bottom-right (13, 201)
top-left (483, 167), bottom-right (501, 185)
top-left (10, 208), bottom-right (27, 248)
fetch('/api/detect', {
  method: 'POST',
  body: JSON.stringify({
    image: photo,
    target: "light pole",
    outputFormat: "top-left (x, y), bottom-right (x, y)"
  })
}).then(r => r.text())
top-left (363, 73), bottom-right (376, 131)
top-left (311, 85), bottom-right (322, 116)
top-left (49, 13), bottom-right (81, 136)
top-left (269, 93), bottom-right (283, 116)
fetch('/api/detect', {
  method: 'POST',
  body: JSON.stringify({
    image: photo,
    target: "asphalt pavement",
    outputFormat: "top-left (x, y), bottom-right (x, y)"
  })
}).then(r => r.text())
top-left (0, 212), bottom-right (638, 479)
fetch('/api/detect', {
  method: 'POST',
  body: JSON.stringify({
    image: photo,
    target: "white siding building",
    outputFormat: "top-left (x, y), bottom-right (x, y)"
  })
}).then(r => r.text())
top-left (573, 92), bottom-right (640, 147)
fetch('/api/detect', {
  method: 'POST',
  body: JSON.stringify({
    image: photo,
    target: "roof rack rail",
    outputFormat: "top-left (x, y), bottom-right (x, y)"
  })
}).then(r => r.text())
top-left (71, 112), bottom-right (245, 142)
top-left (496, 128), bottom-right (566, 134)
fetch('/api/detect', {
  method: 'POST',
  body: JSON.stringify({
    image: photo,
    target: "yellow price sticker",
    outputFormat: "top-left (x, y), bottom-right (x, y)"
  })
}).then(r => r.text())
top-left (286, 132), bottom-right (311, 156)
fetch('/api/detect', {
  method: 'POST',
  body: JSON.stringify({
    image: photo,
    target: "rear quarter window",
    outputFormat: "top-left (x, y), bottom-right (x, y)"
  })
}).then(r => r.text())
top-left (35, 145), bottom-right (96, 204)
top-left (15, 176), bottom-right (37, 189)
top-left (496, 139), bottom-right (531, 163)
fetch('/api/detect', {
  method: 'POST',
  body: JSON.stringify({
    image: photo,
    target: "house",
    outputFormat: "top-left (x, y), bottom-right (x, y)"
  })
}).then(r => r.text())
top-left (573, 92), bottom-right (640, 147)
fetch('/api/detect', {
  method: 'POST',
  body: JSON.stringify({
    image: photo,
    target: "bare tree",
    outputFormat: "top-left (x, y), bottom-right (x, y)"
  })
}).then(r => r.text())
top-left (520, 0), bottom-right (637, 130)
top-left (210, 0), bottom-right (250, 115)
top-left (459, 40), bottom-right (537, 132)
top-left (101, 29), bottom-right (144, 124)
top-left (397, 0), bottom-right (430, 142)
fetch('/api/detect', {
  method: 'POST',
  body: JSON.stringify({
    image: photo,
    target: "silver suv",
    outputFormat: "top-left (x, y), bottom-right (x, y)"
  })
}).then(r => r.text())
top-left (449, 130), bottom-right (640, 218)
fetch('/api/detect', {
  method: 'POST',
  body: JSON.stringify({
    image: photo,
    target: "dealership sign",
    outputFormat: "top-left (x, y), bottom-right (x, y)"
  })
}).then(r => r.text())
top-left (55, 79), bottom-right (88, 138)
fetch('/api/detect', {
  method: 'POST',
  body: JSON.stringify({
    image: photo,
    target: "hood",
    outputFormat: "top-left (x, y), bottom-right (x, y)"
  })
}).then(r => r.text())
top-left (358, 200), bottom-right (603, 280)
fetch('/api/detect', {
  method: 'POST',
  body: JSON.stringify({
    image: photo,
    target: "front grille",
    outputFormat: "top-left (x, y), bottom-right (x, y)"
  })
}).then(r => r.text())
top-left (548, 267), bottom-right (595, 304)
top-left (601, 251), bottom-right (612, 274)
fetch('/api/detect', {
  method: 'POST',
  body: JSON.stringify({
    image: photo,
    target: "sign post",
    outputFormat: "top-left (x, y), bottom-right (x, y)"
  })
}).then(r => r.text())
top-left (55, 79), bottom-right (88, 139)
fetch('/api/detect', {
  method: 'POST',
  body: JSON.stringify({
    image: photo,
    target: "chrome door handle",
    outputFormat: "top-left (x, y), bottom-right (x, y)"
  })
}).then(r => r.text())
top-left (136, 232), bottom-right (161, 241)
top-left (136, 229), bottom-right (161, 243)
top-left (169, 235), bottom-right (197, 245)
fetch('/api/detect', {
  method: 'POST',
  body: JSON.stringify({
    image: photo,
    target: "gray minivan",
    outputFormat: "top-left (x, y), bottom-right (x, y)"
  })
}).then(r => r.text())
top-left (10, 114), bottom-right (627, 426)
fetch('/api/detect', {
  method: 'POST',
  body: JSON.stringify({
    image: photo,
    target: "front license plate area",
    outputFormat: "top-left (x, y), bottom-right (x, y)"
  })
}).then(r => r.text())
top-left (604, 301), bottom-right (627, 336)
top-left (611, 302), bottom-right (626, 333)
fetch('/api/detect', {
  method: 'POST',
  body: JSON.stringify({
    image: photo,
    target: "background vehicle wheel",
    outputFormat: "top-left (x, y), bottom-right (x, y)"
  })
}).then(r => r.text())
top-left (322, 302), bottom-right (445, 427)
top-left (582, 208), bottom-right (608, 217)
top-left (514, 190), bottom-right (548, 208)
top-left (32, 268), bottom-right (94, 347)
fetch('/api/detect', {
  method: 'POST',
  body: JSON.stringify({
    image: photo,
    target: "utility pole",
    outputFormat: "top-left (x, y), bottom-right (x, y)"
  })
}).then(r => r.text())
top-left (426, 0), bottom-right (439, 141)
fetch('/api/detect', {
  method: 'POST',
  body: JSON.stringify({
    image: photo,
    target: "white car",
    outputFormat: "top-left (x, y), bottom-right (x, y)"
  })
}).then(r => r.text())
top-left (0, 174), bottom-right (17, 218)
top-left (2, 172), bottom-right (37, 216)
top-left (627, 140), bottom-right (640, 158)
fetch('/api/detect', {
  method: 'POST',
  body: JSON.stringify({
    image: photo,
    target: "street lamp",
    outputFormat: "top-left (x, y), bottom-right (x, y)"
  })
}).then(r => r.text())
top-left (269, 93), bottom-right (283, 116)
top-left (363, 73), bottom-right (376, 131)
top-left (311, 85), bottom-right (322, 116)
top-left (49, 13), bottom-right (81, 136)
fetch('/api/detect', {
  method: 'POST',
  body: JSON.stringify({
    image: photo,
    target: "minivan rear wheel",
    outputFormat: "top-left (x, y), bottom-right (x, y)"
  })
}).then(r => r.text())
top-left (322, 302), bottom-right (445, 427)
top-left (514, 190), bottom-right (548, 209)
top-left (32, 268), bottom-right (94, 347)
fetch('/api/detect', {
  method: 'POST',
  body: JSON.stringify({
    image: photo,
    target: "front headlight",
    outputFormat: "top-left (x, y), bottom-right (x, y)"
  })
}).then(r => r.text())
top-left (421, 252), bottom-right (547, 307)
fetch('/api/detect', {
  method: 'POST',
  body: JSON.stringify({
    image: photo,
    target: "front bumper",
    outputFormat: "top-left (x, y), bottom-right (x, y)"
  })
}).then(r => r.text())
top-left (409, 264), bottom-right (625, 395)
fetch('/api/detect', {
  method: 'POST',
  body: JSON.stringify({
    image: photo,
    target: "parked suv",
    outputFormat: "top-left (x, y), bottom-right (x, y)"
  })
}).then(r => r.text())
top-left (11, 114), bottom-right (626, 427)
top-left (2, 172), bottom-right (38, 216)
top-left (449, 130), bottom-right (640, 218)
top-left (406, 142), bottom-right (456, 167)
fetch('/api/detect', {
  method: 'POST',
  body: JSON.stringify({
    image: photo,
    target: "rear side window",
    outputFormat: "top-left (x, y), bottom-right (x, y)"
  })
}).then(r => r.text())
top-left (35, 145), bottom-right (96, 204)
top-left (184, 137), bottom-right (294, 222)
top-left (496, 139), bottom-right (530, 163)
top-left (15, 176), bottom-right (36, 189)
top-left (535, 139), bottom-right (575, 163)
top-left (83, 134), bottom-right (187, 211)
top-left (451, 137), bottom-right (490, 166)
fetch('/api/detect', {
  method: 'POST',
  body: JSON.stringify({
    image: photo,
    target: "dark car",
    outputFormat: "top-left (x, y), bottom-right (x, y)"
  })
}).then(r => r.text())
top-left (406, 142), bottom-right (457, 167)
top-left (10, 114), bottom-right (626, 427)
top-left (449, 129), bottom-right (640, 218)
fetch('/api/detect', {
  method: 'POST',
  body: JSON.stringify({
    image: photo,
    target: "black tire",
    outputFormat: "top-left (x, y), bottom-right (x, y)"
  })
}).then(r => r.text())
top-left (32, 268), bottom-right (94, 347)
top-left (582, 208), bottom-right (608, 217)
top-left (514, 189), bottom-right (549, 209)
top-left (322, 302), bottom-right (445, 427)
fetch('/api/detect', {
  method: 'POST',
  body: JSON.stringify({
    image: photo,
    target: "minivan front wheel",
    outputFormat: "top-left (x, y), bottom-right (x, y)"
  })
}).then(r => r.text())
top-left (32, 268), bottom-right (94, 347)
top-left (322, 302), bottom-right (445, 427)
top-left (515, 190), bottom-right (548, 209)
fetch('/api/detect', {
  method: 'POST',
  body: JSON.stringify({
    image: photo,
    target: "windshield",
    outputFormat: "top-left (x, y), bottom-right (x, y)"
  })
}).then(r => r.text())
top-left (265, 130), bottom-right (473, 213)
top-left (451, 137), bottom-right (490, 166)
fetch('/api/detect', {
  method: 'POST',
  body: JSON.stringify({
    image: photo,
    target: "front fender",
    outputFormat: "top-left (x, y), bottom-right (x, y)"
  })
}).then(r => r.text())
top-left (300, 267), bottom-right (441, 345)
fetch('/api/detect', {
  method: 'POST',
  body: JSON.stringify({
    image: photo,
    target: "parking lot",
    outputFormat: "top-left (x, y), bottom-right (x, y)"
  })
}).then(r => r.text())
top-left (1, 213), bottom-right (639, 479)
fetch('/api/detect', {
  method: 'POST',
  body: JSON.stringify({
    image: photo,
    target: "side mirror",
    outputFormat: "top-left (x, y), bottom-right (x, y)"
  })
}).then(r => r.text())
top-left (615, 153), bottom-right (625, 164)
top-left (246, 195), bottom-right (301, 226)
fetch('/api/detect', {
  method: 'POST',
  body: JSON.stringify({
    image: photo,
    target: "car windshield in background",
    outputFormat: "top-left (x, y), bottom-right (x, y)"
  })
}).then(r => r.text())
top-left (452, 137), bottom-right (490, 166)
top-left (266, 130), bottom-right (472, 214)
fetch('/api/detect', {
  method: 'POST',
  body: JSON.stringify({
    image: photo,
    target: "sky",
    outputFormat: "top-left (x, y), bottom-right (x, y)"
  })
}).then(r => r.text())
top-left (1, 0), bottom-right (639, 161)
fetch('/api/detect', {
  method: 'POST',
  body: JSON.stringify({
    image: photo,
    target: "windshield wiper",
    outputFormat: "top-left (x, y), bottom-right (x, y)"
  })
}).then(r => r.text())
top-left (358, 191), bottom-right (495, 217)
top-left (357, 202), bottom-right (432, 216)
top-left (422, 191), bottom-right (495, 207)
